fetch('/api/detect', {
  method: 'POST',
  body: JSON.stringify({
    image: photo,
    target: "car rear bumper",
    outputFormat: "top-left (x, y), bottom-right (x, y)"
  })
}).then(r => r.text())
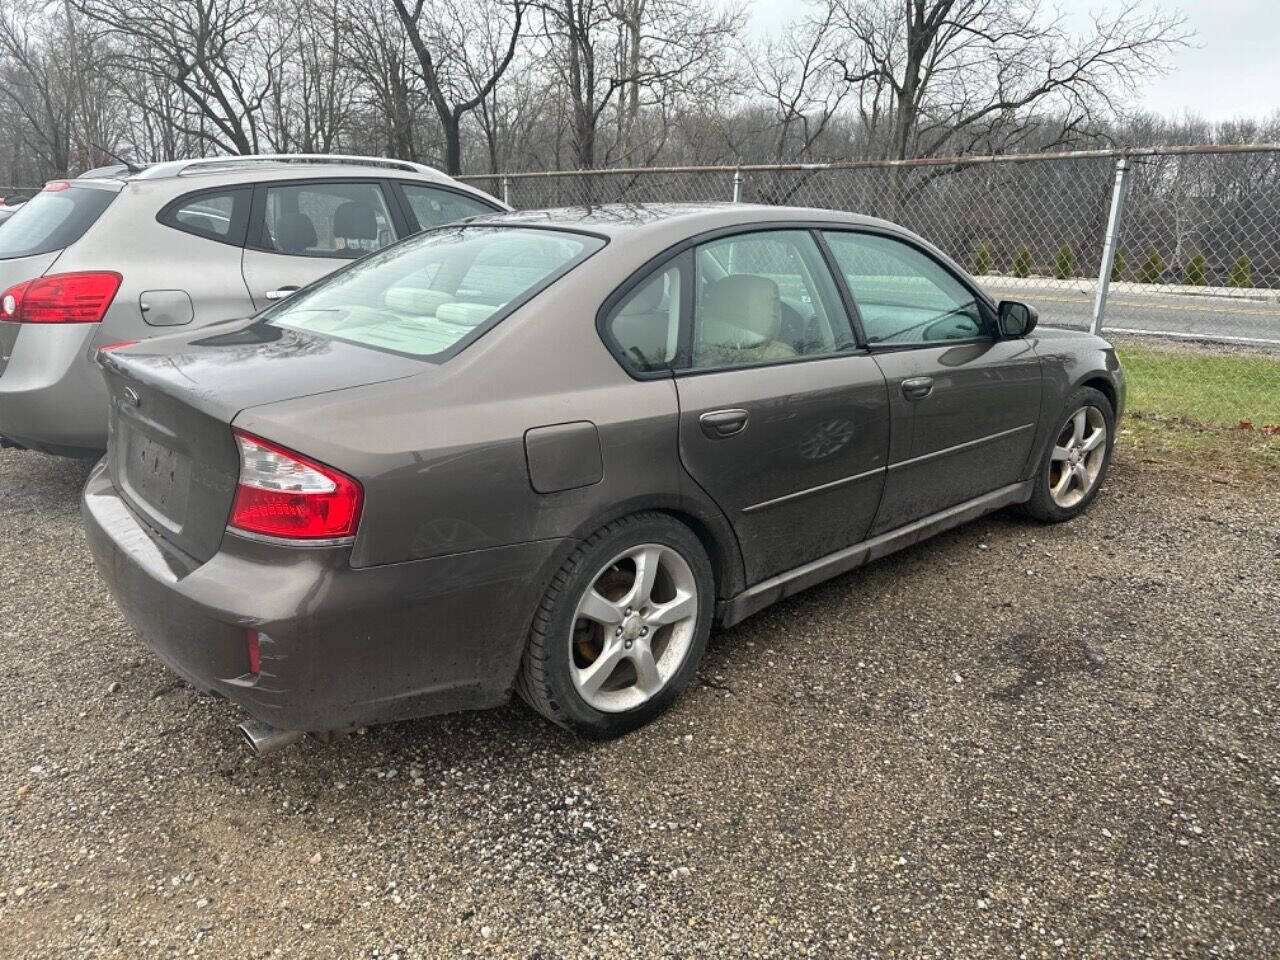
top-left (83, 461), bottom-right (568, 732)
top-left (0, 323), bottom-right (107, 456)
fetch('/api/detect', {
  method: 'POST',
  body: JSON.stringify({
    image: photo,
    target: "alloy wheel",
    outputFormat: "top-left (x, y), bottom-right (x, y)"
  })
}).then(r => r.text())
top-left (1048, 405), bottom-right (1107, 508)
top-left (569, 543), bottom-right (699, 713)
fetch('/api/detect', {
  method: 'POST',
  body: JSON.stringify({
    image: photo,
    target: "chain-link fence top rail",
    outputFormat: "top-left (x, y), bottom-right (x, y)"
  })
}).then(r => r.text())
top-left (463, 146), bottom-right (1280, 428)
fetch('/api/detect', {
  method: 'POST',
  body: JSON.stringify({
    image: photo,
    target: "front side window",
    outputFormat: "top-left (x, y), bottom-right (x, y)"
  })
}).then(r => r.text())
top-left (690, 230), bottom-right (853, 370)
top-left (604, 263), bottom-right (682, 373)
top-left (822, 231), bottom-right (986, 345)
top-left (259, 182), bottom-right (396, 258)
top-left (0, 184), bottom-right (117, 260)
top-left (400, 184), bottom-right (496, 231)
top-left (264, 226), bottom-right (604, 359)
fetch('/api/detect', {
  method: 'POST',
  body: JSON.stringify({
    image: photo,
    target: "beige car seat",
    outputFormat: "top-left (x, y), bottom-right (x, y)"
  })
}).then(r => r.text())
top-left (695, 274), bottom-right (796, 367)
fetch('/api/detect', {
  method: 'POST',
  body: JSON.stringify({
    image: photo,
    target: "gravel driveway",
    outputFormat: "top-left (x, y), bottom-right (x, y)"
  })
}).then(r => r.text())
top-left (1, 445), bottom-right (1276, 959)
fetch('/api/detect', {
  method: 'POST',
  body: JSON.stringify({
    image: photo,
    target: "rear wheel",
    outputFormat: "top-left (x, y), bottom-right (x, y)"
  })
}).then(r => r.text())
top-left (1022, 386), bottom-right (1115, 522)
top-left (517, 513), bottom-right (714, 738)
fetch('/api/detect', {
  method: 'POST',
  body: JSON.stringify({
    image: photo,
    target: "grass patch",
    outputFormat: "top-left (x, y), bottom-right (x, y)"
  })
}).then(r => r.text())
top-left (1119, 414), bottom-right (1280, 483)
top-left (1116, 343), bottom-right (1280, 427)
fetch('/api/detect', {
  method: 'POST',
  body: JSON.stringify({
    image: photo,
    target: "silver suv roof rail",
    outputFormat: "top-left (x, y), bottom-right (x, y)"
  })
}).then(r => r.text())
top-left (132, 154), bottom-right (446, 180)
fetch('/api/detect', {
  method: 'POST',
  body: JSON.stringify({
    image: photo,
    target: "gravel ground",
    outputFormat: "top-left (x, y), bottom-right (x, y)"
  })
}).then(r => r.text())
top-left (1, 443), bottom-right (1277, 959)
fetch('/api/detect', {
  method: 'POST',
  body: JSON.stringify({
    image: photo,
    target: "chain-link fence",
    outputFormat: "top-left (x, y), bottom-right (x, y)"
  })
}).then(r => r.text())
top-left (463, 146), bottom-right (1280, 432)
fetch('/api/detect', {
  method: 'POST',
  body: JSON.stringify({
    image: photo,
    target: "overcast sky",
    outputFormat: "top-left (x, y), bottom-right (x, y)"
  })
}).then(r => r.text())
top-left (747, 0), bottom-right (1280, 123)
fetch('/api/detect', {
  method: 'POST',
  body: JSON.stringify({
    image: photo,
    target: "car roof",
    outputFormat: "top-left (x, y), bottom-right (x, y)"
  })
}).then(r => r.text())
top-left (465, 202), bottom-right (906, 241)
top-left (67, 154), bottom-right (504, 207)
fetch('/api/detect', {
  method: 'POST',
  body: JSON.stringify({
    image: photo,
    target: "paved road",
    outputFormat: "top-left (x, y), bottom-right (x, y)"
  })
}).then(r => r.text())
top-left (981, 281), bottom-right (1280, 348)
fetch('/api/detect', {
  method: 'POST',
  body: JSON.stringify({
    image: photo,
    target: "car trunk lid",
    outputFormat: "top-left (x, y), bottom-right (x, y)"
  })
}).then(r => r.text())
top-left (101, 321), bottom-right (424, 562)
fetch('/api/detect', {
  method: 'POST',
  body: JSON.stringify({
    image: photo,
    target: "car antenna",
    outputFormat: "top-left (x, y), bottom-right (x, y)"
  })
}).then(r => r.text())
top-left (90, 143), bottom-right (146, 175)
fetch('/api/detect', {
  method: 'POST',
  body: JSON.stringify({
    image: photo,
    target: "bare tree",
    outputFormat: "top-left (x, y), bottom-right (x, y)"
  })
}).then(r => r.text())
top-left (826, 0), bottom-right (1190, 162)
top-left (744, 6), bottom-right (847, 164)
top-left (341, 0), bottom-right (427, 161)
top-left (537, 0), bottom-right (744, 170)
top-left (76, 0), bottom-right (289, 155)
top-left (266, 0), bottom-right (360, 152)
top-left (390, 0), bottom-right (525, 175)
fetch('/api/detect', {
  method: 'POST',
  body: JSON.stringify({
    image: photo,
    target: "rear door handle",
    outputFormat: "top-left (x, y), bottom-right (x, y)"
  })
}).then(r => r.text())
top-left (265, 285), bottom-right (301, 301)
top-left (901, 377), bottom-right (934, 401)
top-left (699, 408), bottom-right (749, 439)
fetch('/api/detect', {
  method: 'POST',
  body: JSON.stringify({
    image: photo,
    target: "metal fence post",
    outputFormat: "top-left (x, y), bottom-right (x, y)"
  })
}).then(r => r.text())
top-left (1091, 157), bottom-right (1132, 335)
top-left (732, 168), bottom-right (743, 203)
top-left (501, 175), bottom-right (511, 207)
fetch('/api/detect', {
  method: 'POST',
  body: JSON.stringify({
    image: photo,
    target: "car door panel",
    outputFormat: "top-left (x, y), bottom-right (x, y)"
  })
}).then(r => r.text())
top-left (675, 356), bottom-right (890, 584)
top-left (241, 250), bottom-right (349, 311)
top-left (819, 228), bottom-right (1042, 534)
top-left (871, 339), bottom-right (1042, 533)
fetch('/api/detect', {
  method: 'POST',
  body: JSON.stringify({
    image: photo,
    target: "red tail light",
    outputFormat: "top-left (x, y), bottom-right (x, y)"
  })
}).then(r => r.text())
top-left (246, 629), bottom-right (262, 676)
top-left (0, 272), bottom-right (122, 324)
top-left (229, 429), bottom-right (362, 540)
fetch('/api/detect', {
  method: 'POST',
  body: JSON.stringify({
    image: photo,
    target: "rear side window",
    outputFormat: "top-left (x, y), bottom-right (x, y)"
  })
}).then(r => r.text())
top-left (158, 188), bottom-right (250, 245)
top-left (400, 184), bottom-right (496, 231)
top-left (691, 230), bottom-right (853, 369)
top-left (0, 185), bottom-right (116, 260)
top-left (257, 182), bottom-right (397, 258)
top-left (264, 226), bottom-right (603, 360)
top-left (604, 263), bottom-right (683, 373)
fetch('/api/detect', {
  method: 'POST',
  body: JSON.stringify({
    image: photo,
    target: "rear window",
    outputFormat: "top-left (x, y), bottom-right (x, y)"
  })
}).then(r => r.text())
top-left (264, 226), bottom-right (604, 359)
top-left (0, 185), bottom-right (117, 260)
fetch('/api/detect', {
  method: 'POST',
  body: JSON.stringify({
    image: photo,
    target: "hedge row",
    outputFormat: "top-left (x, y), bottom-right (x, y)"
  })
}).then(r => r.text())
top-left (972, 243), bottom-right (1256, 287)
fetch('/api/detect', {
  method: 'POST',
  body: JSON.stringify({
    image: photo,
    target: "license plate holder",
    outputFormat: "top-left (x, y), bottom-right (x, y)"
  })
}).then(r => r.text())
top-left (123, 425), bottom-right (191, 525)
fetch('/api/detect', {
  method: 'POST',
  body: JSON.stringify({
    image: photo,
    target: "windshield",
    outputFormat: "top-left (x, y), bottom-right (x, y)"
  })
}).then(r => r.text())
top-left (264, 225), bottom-right (605, 359)
top-left (0, 185), bottom-right (117, 260)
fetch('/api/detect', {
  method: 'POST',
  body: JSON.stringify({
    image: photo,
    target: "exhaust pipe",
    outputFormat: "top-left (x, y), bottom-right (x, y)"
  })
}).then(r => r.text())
top-left (238, 719), bottom-right (305, 756)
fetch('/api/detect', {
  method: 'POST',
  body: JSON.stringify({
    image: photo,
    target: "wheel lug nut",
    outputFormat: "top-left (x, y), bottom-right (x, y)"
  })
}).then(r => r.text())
top-left (640, 627), bottom-right (648, 636)
top-left (624, 640), bottom-right (633, 649)
top-left (615, 627), bottom-right (623, 637)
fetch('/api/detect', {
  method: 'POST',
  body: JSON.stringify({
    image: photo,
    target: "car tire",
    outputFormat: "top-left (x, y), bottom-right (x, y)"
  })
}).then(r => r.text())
top-left (516, 512), bottom-right (715, 739)
top-left (1021, 386), bottom-right (1116, 523)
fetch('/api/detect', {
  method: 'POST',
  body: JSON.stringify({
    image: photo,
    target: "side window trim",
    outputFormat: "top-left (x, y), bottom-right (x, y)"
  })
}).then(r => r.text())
top-left (156, 186), bottom-right (251, 247)
top-left (820, 227), bottom-right (997, 349)
top-left (245, 177), bottom-right (399, 259)
top-left (379, 178), bottom-right (415, 240)
top-left (811, 229), bottom-right (869, 349)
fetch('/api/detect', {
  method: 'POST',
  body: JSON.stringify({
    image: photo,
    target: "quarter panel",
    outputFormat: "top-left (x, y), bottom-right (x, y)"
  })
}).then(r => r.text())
top-left (233, 279), bottom-right (689, 570)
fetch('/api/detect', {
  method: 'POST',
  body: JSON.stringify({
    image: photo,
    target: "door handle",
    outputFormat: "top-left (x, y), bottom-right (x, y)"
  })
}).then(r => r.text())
top-left (265, 285), bottom-right (301, 301)
top-left (901, 377), bottom-right (934, 401)
top-left (699, 408), bottom-right (749, 439)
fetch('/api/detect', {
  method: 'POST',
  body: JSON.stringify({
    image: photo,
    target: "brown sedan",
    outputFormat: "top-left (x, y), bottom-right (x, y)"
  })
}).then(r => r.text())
top-left (83, 204), bottom-right (1124, 752)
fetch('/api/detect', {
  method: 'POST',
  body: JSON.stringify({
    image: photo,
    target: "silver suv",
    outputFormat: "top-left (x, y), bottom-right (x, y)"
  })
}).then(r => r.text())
top-left (0, 155), bottom-right (503, 456)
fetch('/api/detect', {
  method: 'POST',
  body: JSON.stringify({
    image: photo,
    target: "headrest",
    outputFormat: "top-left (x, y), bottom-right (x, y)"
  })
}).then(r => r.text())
top-left (435, 301), bottom-right (497, 327)
top-left (275, 212), bottom-right (317, 253)
top-left (701, 274), bottom-right (780, 341)
top-left (385, 287), bottom-right (454, 316)
top-left (334, 200), bottom-right (377, 241)
top-left (619, 274), bottom-right (666, 315)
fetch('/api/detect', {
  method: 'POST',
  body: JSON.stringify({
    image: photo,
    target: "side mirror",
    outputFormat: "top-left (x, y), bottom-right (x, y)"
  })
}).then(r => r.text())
top-left (997, 300), bottom-right (1038, 337)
